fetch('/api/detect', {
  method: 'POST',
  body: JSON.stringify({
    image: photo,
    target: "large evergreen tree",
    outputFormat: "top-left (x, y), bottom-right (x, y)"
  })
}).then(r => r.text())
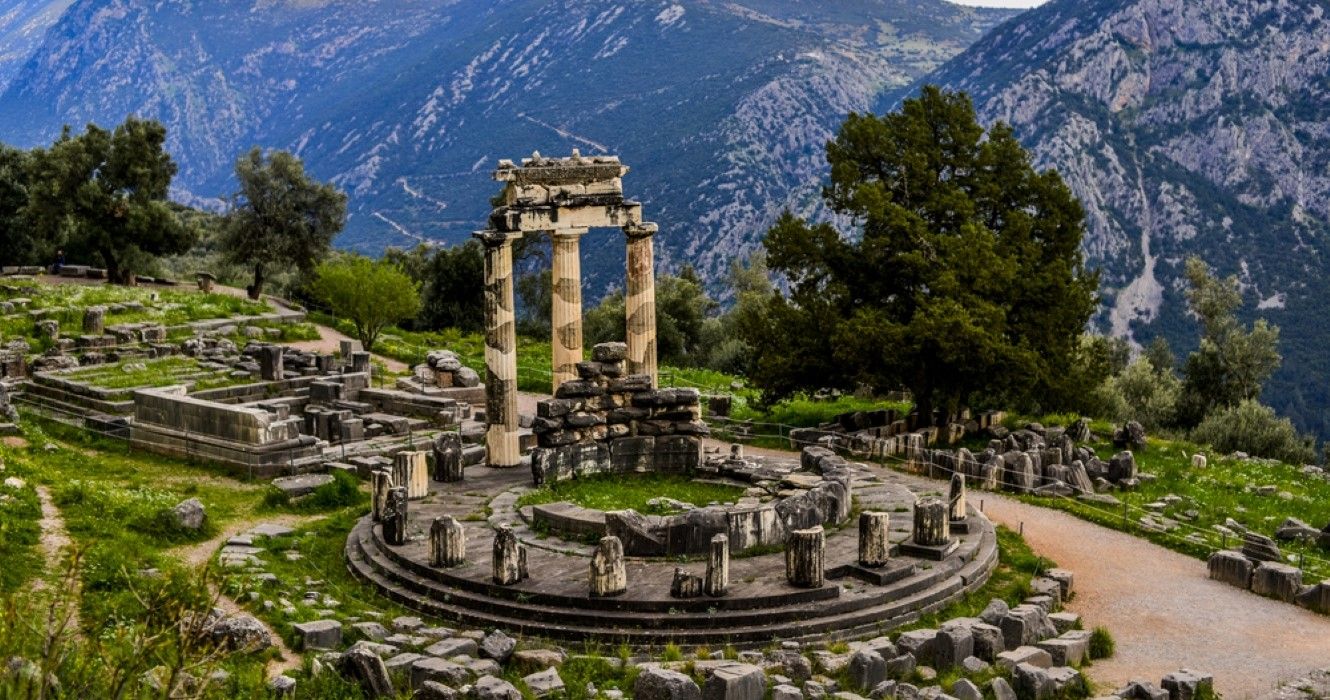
top-left (742, 86), bottom-right (1098, 421)
top-left (222, 148), bottom-right (346, 299)
top-left (26, 118), bottom-right (193, 283)
top-left (0, 144), bottom-right (37, 265)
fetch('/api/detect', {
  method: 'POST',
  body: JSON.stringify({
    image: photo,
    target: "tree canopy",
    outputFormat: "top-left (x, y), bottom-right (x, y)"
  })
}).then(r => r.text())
top-left (222, 148), bottom-right (346, 299)
top-left (740, 86), bottom-right (1098, 420)
top-left (25, 118), bottom-right (193, 283)
top-left (1177, 256), bottom-right (1281, 426)
top-left (312, 256), bottom-right (420, 352)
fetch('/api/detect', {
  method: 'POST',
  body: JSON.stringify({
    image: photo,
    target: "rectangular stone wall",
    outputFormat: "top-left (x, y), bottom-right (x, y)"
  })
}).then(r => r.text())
top-left (133, 387), bottom-right (301, 445)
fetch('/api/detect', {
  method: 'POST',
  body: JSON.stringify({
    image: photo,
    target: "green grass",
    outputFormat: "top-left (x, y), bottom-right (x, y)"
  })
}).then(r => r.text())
top-left (0, 466), bottom-right (43, 592)
top-left (515, 473), bottom-right (747, 514)
top-left (1008, 433), bottom-right (1330, 583)
top-left (58, 355), bottom-right (255, 392)
top-left (0, 280), bottom-right (271, 341)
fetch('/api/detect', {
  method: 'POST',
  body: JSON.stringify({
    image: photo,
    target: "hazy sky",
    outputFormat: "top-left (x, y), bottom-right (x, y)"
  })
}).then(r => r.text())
top-left (947, 0), bottom-right (1047, 7)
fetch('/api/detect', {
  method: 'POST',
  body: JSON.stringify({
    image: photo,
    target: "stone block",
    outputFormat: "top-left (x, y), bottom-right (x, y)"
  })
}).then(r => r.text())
top-left (1207, 550), bottom-right (1253, 589)
top-left (636, 667), bottom-right (702, 700)
top-left (848, 650), bottom-right (887, 692)
top-left (475, 675), bottom-right (523, 700)
top-left (1160, 670), bottom-right (1214, 700)
top-left (1036, 630), bottom-right (1090, 667)
top-left (934, 621), bottom-right (974, 670)
top-left (1250, 561), bottom-right (1302, 602)
top-left (425, 637), bottom-right (478, 658)
top-left (524, 668), bottom-right (565, 697)
top-left (995, 646), bottom-right (1051, 672)
top-left (293, 619), bottom-right (342, 650)
top-left (702, 664), bottom-right (765, 700)
top-left (656, 435), bottom-right (703, 473)
top-left (894, 630), bottom-right (936, 666)
top-left (999, 605), bottom-right (1046, 650)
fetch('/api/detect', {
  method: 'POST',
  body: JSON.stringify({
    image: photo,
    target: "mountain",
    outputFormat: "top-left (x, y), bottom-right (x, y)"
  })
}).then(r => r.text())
top-left (0, 0), bottom-right (1014, 298)
top-left (909, 0), bottom-right (1330, 439)
top-left (0, 0), bottom-right (70, 89)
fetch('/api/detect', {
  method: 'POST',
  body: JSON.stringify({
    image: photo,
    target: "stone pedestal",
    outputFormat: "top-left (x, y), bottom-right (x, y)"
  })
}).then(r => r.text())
top-left (948, 473), bottom-right (968, 532)
top-left (858, 512), bottom-right (891, 568)
top-left (785, 526), bottom-right (825, 588)
top-left (475, 230), bottom-right (522, 467)
top-left (705, 533), bottom-right (729, 597)
top-left (550, 228), bottom-right (588, 391)
top-left (433, 432), bottom-right (464, 483)
top-left (383, 487), bottom-right (408, 545)
top-left (430, 516), bottom-right (466, 567)
top-left (259, 345), bottom-right (284, 381)
top-left (492, 525), bottom-right (528, 585)
top-left (624, 223), bottom-right (658, 386)
top-left (371, 469), bottom-right (394, 522)
top-left (83, 306), bottom-right (105, 335)
top-left (590, 536), bottom-right (628, 597)
top-left (393, 450), bottom-right (430, 499)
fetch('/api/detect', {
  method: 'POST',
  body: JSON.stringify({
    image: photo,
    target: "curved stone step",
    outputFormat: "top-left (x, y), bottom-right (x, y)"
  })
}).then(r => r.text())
top-left (345, 514), bottom-right (1000, 646)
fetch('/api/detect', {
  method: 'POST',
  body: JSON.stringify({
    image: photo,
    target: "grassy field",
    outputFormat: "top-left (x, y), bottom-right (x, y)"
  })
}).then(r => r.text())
top-left (0, 416), bottom-right (385, 697)
top-left (515, 473), bottom-right (747, 514)
top-left (59, 355), bottom-right (255, 392)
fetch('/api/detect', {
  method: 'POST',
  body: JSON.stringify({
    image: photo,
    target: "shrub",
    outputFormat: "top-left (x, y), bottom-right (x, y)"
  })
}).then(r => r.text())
top-left (1190, 400), bottom-right (1317, 464)
top-left (1088, 626), bottom-right (1115, 660)
top-left (1102, 358), bottom-right (1181, 431)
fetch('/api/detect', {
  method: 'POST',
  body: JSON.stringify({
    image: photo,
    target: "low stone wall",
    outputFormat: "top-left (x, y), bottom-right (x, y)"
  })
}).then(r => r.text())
top-left (131, 386), bottom-right (320, 475)
top-left (356, 386), bottom-right (477, 423)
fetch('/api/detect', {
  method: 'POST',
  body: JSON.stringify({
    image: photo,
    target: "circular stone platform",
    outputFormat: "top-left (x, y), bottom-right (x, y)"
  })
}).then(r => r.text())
top-left (346, 457), bottom-right (999, 647)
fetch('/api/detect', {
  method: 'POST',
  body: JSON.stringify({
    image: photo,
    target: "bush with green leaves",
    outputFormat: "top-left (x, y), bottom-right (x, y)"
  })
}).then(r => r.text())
top-left (1089, 626), bottom-right (1115, 660)
top-left (1190, 399), bottom-right (1316, 464)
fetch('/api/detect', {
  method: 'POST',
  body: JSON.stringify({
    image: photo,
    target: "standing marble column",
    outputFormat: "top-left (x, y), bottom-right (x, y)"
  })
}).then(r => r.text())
top-left (430, 516), bottom-right (466, 567)
top-left (858, 511), bottom-right (891, 568)
top-left (785, 526), bottom-right (825, 588)
top-left (705, 533), bottom-right (729, 597)
top-left (623, 222), bottom-right (658, 386)
top-left (948, 473), bottom-right (968, 523)
top-left (371, 469), bottom-right (394, 522)
top-left (590, 536), bottom-right (627, 597)
top-left (492, 524), bottom-right (528, 585)
top-left (913, 497), bottom-right (951, 547)
top-left (475, 230), bottom-right (522, 468)
top-left (383, 487), bottom-right (408, 546)
top-left (550, 228), bottom-right (588, 392)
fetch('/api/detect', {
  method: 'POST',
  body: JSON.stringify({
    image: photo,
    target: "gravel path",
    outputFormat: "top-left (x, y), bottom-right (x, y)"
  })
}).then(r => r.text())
top-left (703, 439), bottom-right (1330, 698)
top-left (977, 495), bottom-right (1330, 698)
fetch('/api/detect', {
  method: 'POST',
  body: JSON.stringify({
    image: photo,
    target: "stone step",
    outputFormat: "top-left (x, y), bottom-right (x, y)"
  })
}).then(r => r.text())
top-left (344, 516), bottom-right (1000, 646)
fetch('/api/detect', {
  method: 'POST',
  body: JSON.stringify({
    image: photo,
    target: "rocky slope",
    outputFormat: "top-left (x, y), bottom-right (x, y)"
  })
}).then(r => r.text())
top-left (0, 0), bottom-right (70, 89)
top-left (0, 0), bottom-right (1012, 296)
top-left (911, 0), bottom-right (1330, 437)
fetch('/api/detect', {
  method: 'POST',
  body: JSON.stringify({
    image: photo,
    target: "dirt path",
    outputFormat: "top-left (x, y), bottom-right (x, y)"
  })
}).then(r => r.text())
top-left (702, 438), bottom-right (1330, 698)
top-left (31, 486), bottom-right (82, 633)
top-left (172, 513), bottom-right (323, 678)
top-left (976, 495), bottom-right (1330, 698)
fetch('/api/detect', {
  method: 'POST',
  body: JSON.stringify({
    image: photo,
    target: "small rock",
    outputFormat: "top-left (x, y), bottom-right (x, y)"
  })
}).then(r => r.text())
top-left (171, 498), bottom-right (206, 531)
top-left (524, 667), bottom-right (565, 697)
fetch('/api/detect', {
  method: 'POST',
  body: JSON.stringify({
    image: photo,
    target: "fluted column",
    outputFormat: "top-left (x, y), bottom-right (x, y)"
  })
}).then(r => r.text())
top-left (624, 222), bottom-right (658, 386)
top-left (550, 228), bottom-right (588, 391)
top-left (475, 230), bottom-right (522, 468)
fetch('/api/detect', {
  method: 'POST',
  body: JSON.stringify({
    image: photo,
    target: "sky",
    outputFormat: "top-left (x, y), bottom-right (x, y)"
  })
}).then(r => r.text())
top-left (946, 0), bottom-right (1047, 6)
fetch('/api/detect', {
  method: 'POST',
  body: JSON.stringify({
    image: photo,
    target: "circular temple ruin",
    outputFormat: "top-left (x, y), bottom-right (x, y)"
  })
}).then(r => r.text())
top-left (345, 444), bottom-right (998, 647)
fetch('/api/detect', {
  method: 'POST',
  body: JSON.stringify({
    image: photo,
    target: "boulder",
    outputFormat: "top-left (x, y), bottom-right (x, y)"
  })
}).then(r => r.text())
top-left (1113, 421), bottom-right (1147, 450)
top-left (1160, 670), bottom-right (1214, 700)
top-left (293, 619), bottom-right (342, 650)
top-left (1207, 550), bottom-right (1253, 589)
top-left (1241, 532), bottom-right (1283, 563)
top-left (414, 681), bottom-right (459, 700)
top-left (848, 650), bottom-right (887, 692)
top-left (1250, 561), bottom-right (1302, 602)
top-left (171, 498), bottom-right (207, 531)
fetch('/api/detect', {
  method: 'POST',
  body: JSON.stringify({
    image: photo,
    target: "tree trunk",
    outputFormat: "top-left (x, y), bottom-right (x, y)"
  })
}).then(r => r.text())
top-left (101, 248), bottom-right (124, 285)
top-left (249, 262), bottom-right (266, 300)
